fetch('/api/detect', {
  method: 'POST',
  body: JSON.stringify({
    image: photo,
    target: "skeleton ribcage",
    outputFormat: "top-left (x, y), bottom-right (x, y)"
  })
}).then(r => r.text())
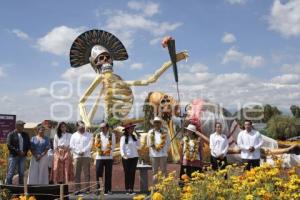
top-left (103, 73), bottom-right (133, 118)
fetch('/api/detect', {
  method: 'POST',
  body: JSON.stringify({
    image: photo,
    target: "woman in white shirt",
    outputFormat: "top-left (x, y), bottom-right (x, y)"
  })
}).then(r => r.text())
top-left (120, 123), bottom-right (140, 195)
top-left (209, 122), bottom-right (229, 171)
top-left (52, 122), bottom-right (74, 183)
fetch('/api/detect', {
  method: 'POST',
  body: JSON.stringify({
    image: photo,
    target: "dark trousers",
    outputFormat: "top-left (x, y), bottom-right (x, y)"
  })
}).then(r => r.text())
top-left (243, 159), bottom-right (260, 171)
top-left (122, 157), bottom-right (138, 190)
top-left (96, 159), bottom-right (113, 193)
top-left (210, 156), bottom-right (227, 171)
top-left (180, 165), bottom-right (202, 179)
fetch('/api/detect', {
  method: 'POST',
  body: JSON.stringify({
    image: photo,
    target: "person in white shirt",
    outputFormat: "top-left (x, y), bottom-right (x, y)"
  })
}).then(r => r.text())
top-left (147, 116), bottom-right (170, 183)
top-left (94, 122), bottom-right (116, 195)
top-left (70, 121), bottom-right (93, 194)
top-left (237, 120), bottom-right (263, 171)
top-left (120, 123), bottom-right (140, 195)
top-left (209, 122), bottom-right (229, 171)
top-left (52, 122), bottom-right (74, 184)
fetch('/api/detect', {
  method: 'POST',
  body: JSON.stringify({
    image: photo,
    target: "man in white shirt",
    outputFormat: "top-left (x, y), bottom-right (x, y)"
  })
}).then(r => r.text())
top-left (94, 122), bottom-right (116, 195)
top-left (70, 121), bottom-right (93, 194)
top-left (237, 120), bottom-right (263, 171)
top-left (209, 122), bottom-right (229, 171)
top-left (147, 116), bottom-right (170, 183)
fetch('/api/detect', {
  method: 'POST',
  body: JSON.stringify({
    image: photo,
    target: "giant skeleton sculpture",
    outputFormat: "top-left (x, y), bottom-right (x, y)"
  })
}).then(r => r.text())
top-left (69, 29), bottom-right (188, 127)
top-left (69, 29), bottom-right (299, 165)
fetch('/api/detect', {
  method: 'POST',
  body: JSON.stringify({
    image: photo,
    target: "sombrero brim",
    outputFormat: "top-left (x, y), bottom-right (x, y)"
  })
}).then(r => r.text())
top-left (124, 124), bottom-right (136, 129)
top-left (185, 127), bottom-right (197, 133)
top-left (70, 29), bottom-right (128, 68)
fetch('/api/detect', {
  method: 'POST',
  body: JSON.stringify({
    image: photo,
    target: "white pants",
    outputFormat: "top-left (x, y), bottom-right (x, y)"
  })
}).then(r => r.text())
top-left (27, 155), bottom-right (49, 185)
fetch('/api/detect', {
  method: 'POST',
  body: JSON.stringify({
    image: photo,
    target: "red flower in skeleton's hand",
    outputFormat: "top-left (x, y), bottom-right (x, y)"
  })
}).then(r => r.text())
top-left (161, 36), bottom-right (173, 48)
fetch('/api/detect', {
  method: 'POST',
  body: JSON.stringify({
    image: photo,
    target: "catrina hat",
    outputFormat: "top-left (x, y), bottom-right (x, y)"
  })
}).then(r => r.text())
top-left (70, 29), bottom-right (128, 68)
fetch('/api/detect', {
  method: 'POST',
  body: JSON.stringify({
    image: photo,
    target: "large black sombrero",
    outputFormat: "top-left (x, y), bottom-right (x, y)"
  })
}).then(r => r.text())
top-left (70, 29), bottom-right (128, 68)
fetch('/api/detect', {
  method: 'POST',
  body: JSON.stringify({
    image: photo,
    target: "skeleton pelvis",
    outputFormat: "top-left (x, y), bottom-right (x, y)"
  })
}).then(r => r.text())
top-left (103, 73), bottom-right (133, 118)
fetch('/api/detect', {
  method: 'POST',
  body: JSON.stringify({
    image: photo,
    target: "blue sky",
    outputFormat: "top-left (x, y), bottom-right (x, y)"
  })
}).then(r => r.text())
top-left (1, 0), bottom-right (300, 122)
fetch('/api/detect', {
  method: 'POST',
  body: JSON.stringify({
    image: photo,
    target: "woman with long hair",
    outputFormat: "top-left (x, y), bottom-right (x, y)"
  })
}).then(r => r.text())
top-left (52, 122), bottom-right (74, 183)
top-left (28, 124), bottom-right (50, 184)
top-left (120, 123), bottom-right (140, 195)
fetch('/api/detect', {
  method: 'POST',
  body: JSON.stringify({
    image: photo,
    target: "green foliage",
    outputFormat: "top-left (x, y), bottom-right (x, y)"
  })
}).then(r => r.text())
top-left (66, 122), bottom-right (76, 133)
top-left (235, 104), bottom-right (282, 127)
top-left (266, 115), bottom-right (298, 140)
top-left (0, 188), bottom-right (11, 200)
top-left (290, 105), bottom-right (300, 118)
top-left (234, 105), bottom-right (264, 127)
top-left (143, 102), bottom-right (154, 132)
top-left (263, 104), bottom-right (281, 123)
top-left (107, 117), bottom-right (121, 128)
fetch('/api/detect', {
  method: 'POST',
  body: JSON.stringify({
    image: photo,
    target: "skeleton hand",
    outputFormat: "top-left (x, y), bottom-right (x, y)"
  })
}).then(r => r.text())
top-left (161, 36), bottom-right (173, 48)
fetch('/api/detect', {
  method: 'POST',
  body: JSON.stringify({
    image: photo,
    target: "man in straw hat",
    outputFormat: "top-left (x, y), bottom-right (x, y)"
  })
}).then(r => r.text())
top-left (147, 116), bottom-right (170, 183)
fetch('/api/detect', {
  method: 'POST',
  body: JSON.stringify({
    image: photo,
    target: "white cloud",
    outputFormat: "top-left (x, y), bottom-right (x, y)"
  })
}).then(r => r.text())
top-left (11, 29), bottom-right (30, 40)
top-left (130, 63), bottom-right (143, 70)
top-left (149, 37), bottom-right (161, 45)
top-left (222, 32), bottom-right (236, 43)
top-left (36, 26), bottom-right (84, 56)
top-left (222, 47), bottom-right (265, 68)
top-left (26, 87), bottom-right (50, 97)
top-left (101, 2), bottom-right (182, 48)
top-left (138, 62), bottom-right (300, 112)
top-left (0, 67), bottom-right (6, 77)
top-left (127, 1), bottom-right (159, 16)
top-left (271, 74), bottom-right (300, 84)
top-left (225, 0), bottom-right (247, 5)
top-left (105, 12), bottom-right (182, 37)
top-left (180, 63), bottom-right (208, 73)
top-left (268, 0), bottom-right (300, 38)
top-left (61, 64), bottom-right (95, 81)
top-left (280, 63), bottom-right (300, 74)
top-left (0, 96), bottom-right (14, 103)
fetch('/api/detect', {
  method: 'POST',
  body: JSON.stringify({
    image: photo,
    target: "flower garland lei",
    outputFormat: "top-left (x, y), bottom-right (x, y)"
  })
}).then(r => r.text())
top-left (95, 132), bottom-right (112, 156)
top-left (183, 136), bottom-right (199, 161)
top-left (150, 129), bottom-right (167, 152)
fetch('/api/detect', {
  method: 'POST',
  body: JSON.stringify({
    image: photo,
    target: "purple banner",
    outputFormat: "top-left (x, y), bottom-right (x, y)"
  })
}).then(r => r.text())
top-left (0, 114), bottom-right (16, 143)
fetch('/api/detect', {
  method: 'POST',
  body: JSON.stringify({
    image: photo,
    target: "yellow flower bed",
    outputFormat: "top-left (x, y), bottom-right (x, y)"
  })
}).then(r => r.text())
top-left (0, 144), bottom-right (9, 181)
top-left (151, 160), bottom-right (300, 200)
top-left (133, 194), bottom-right (146, 200)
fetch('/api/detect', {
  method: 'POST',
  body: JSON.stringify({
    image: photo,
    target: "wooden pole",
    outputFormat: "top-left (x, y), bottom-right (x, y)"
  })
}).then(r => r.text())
top-left (24, 178), bottom-right (28, 200)
top-left (60, 184), bottom-right (64, 200)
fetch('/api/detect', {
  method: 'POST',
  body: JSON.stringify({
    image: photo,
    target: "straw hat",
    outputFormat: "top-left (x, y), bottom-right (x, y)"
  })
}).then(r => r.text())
top-left (185, 124), bottom-right (197, 133)
top-left (151, 116), bottom-right (163, 124)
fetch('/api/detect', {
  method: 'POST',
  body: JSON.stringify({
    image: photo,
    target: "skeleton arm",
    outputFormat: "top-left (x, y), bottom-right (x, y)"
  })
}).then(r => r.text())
top-left (79, 75), bottom-right (103, 127)
top-left (125, 51), bottom-right (188, 86)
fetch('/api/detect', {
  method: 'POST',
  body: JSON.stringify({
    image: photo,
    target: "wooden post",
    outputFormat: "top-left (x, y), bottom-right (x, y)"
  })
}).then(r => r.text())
top-left (60, 184), bottom-right (64, 200)
top-left (24, 179), bottom-right (28, 200)
top-left (100, 178), bottom-right (104, 200)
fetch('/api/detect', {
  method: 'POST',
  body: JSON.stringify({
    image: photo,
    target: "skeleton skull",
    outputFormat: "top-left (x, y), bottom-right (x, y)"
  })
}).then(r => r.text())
top-left (90, 45), bottom-right (113, 73)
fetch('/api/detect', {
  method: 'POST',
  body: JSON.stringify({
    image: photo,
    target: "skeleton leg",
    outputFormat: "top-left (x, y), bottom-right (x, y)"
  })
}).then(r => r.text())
top-left (79, 75), bottom-right (103, 127)
top-left (125, 51), bottom-right (188, 86)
